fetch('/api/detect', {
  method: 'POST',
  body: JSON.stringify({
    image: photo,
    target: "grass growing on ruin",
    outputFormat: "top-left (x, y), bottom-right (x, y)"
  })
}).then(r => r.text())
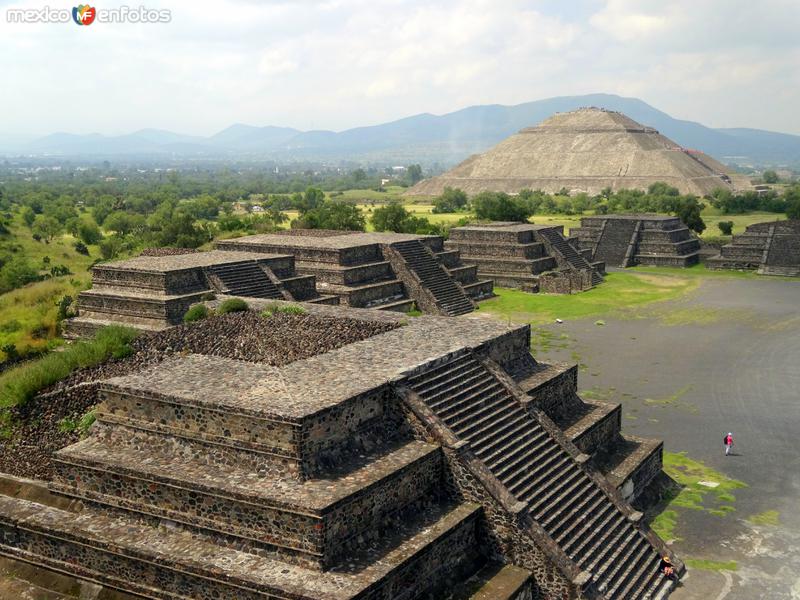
top-left (748, 509), bottom-right (780, 526)
top-left (650, 451), bottom-right (747, 543)
top-left (479, 272), bottom-right (697, 325)
top-left (684, 559), bottom-right (739, 572)
top-left (0, 326), bottom-right (138, 412)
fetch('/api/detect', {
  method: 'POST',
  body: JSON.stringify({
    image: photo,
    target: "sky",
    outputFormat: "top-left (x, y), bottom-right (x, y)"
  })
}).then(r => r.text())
top-left (1, 0), bottom-right (799, 139)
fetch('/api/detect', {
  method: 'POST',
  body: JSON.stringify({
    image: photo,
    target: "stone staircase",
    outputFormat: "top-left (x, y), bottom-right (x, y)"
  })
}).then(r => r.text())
top-left (537, 227), bottom-right (603, 286)
top-left (388, 240), bottom-right (474, 316)
top-left (405, 353), bottom-right (674, 600)
top-left (206, 261), bottom-right (285, 299)
top-left (594, 219), bottom-right (637, 268)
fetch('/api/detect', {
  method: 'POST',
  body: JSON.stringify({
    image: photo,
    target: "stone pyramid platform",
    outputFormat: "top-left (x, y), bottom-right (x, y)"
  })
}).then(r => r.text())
top-left (217, 230), bottom-right (494, 315)
top-left (408, 107), bottom-right (748, 197)
top-left (707, 220), bottom-right (800, 276)
top-left (64, 250), bottom-right (338, 338)
top-left (0, 304), bottom-right (681, 599)
top-left (571, 215), bottom-right (700, 268)
top-left (445, 222), bottom-right (604, 293)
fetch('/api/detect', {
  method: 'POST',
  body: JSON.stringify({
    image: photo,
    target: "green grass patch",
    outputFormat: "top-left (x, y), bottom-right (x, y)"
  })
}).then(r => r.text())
top-left (183, 304), bottom-right (209, 323)
top-left (479, 272), bottom-right (697, 325)
top-left (663, 452), bottom-right (747, 512)
top-left (649, 451), bottom-right (747, 543)
top-left (747, 509), bottom-right (780, 526)
top-left (217, 298), bottom-right (249, 314)
top-left (685, 558), bottom-right (738, 572)
top-left (0, 276), bottom-right (90, 360)
top-left (0, 326), bottom-right (138, 410)
top-left (651, 509), bottom-right (679, 542)
top-left (643, 385), bottom-right (697, 413)
top-left (629, 263), bottom-right (772, 281)
top-left (260, 302), bottom-right (307, 318)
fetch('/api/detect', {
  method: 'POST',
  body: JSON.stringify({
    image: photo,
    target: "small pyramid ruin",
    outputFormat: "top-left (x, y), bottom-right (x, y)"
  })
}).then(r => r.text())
top-left (707, 220), bottom-right (800, 276)
top-left (410, 108), bottom-right (747, 197)
top-left (0, 303), bottom-right (682, 599)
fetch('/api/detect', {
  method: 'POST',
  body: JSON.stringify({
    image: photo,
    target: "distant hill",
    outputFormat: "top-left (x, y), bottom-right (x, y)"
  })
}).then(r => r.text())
top-left (5, 93), bottom-right (800, 166)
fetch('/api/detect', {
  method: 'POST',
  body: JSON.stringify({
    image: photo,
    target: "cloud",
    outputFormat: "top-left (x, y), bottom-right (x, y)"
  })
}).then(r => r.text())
top-left (0, 0), bottom-right (798, 137)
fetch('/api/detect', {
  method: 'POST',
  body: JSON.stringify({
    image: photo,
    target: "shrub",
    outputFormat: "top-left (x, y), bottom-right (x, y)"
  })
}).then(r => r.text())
top-left (183, 304), bottom-right (209, 323)
top-left (0, 256), bottom-right (40, 293)
top-left (261, 302), bottom-right (307, 318)
top-left (0, 325), bottom-right (138, 409)
top-left (78, 409), bottom-right (96, 436)
top-left (55, 295), bottom-right (74, 323)
top-left (717, 221), bottom-right (734, 236)
top-left (217, 298), bottom-right (249, 314)
top-left (50, 264), bottom-right (72, 277)
top-left (73, 240), bottom-right (90, 256)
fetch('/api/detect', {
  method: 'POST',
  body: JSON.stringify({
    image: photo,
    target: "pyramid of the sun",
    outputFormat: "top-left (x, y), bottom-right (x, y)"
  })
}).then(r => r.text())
top-left (410, 108), bottom-right (747, 197)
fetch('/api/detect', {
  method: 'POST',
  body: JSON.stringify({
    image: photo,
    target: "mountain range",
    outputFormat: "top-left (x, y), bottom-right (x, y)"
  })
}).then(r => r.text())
top-left (4, 94), bottom-right (800, 167)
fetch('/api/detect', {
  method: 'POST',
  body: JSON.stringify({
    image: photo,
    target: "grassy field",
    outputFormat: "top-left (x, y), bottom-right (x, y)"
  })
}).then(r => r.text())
top-left (699, 207), bottom-right (785, 238)
top-left (478, 271), bottom-right (699, 326)
top-left (0, 212), bottom-right (98, 359)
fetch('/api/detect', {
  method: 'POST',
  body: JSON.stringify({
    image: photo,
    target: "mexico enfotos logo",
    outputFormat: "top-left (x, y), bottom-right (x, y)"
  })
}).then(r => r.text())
top-left (6, 5), bottom-right (172, 24)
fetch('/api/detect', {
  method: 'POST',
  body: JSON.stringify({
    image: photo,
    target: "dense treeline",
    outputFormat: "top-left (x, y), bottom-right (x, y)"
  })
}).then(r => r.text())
top-left (432, 182), bottom-right (800, 234)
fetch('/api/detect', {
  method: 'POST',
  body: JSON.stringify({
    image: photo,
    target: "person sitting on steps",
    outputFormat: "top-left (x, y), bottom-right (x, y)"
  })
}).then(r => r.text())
top-left (660, 556), bottom-right (676, 581)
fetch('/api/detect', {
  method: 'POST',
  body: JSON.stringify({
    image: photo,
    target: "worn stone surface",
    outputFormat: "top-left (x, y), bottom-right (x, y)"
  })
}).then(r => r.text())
top-left (0, 306), bottom-right (676, 599)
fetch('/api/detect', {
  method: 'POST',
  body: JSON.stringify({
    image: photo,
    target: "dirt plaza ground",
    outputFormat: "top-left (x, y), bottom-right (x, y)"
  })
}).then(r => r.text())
top-left (490, 274), bottom-right (800, 599)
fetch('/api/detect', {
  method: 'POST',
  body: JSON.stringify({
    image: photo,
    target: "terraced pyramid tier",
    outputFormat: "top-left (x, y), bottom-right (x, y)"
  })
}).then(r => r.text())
top-left (446, 223), bottom-right (603, 293)
top-left (572, 215), bottom-right (700, 268)
top-left (64, 250), bottom-right (337, 338)
top-left (707, 220), bottom-right (800, 276)
top-left (218, 230), bottom-right (493, 314)
top-left (0, 308), bottom-right (678, 599)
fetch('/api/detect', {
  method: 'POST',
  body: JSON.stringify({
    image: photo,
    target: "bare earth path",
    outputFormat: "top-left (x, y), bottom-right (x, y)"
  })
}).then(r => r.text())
top-left (521, 276), bottom-right (800, 599)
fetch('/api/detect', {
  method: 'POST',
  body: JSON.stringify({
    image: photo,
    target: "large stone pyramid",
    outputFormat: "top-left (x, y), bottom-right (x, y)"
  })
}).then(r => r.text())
top-left (410, 108), bottom-right (748, 197)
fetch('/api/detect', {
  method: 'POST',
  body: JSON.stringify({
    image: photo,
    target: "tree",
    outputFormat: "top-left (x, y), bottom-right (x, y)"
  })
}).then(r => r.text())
top-left (675, 197), bottom-right (706, 235)
top-left (762, 170), bottom-right (779, 184)
top-left (407, 164), bottom-right (423, 185)
top-left (92, 196), bottom-right (116, 225)
top-left (293, 201), bottom-right (365, 231)
top-left (21, 206), bottom-right (36, 228)
top-left (0, 257), bottom-right (39, 292)
top-left (472, 192), bottom-right (533, 222)
top-left (104, 211), bottom-right (146, 236)
top-left (32, 215), bottom-right (63, 242)
top-left (432, 187), bottom-right (468, 213)
top-left (717, 221), bottom-right (734, 236)
top-left (292, 187), bottom-right (326, 214)
top-left (786, 187), bottom-right (800, 220)
top-left (77, 218), bottom-right (103, 245)
top-left (371, 202), bottom-right (412, 232)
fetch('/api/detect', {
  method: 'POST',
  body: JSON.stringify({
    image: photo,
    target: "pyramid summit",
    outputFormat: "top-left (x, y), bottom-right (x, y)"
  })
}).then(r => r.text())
top-left (410, 107), bottom-right (749, 197)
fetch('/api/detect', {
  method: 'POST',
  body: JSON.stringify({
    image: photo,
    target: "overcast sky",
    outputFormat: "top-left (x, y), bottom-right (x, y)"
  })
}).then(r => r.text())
top-left (1, 0), bottom-right (799, 138)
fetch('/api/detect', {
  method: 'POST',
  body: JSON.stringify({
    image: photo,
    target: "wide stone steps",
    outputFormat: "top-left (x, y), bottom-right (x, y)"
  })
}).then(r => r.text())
top-left (207, 262), bottom-right (284, 299)
top-left (406, 353), bottom-right (667, 600)
top-left (0, 495), bottom-right (483, 600)
top-left (51, 434), bottom-right (444, 570)
top-left (449, 563), bottom-right (533, 600)
top-left (391, 240), bottom-right (473, 316)
top-left (539, 228), bottom-right (589, 268)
